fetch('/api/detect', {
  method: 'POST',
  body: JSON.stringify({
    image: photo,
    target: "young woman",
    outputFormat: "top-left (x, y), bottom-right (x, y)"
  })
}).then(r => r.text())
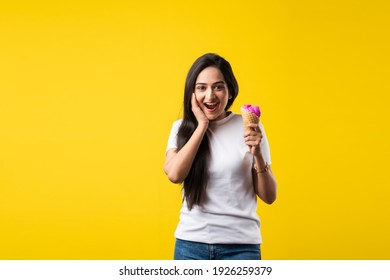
top-left (164, 53), bottom-right (277, 260)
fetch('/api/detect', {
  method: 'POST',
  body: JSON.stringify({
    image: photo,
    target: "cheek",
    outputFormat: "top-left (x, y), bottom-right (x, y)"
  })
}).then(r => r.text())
top-left (219, 92), bottom-right (229, 105)
top-left (194, 92), bottom-right (205, 103)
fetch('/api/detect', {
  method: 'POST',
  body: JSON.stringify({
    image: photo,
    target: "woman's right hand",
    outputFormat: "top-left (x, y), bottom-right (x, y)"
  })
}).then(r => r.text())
top-left (191, 93), bottom-right (209, 127)
top-left (164, 93), bottom-right (209, 184)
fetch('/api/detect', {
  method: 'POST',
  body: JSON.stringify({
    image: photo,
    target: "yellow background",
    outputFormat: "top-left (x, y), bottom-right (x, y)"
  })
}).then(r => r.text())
top-left (1, 0), bottom-right (389, 259)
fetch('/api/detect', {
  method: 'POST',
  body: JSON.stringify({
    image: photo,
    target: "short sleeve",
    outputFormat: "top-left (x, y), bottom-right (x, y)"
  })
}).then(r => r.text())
top-left (165, 119), bottom-right (183, 155)
top-left (259, 122), bottom-right (272, 164)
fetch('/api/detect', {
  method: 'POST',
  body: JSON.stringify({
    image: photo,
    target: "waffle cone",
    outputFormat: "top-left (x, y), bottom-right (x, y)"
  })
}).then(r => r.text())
top-left (241, 107), bottom-right (259, 131)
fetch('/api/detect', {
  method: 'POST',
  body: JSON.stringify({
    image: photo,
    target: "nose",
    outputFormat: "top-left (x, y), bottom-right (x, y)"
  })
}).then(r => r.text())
top-left (205, 87), bottom-right (216, 99)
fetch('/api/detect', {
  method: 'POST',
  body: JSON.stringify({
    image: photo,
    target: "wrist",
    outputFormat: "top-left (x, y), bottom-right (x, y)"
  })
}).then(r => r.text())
top-left (197, 121), bottom-right (209, 130)
top-left (253, 162), bottom-right (270, 174)
top-left (253, 149), bottom-right (264, 161)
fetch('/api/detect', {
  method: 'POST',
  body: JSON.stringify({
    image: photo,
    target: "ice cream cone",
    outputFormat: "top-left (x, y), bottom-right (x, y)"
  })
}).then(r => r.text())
top-left (241, 105), bottom-right (260, 132)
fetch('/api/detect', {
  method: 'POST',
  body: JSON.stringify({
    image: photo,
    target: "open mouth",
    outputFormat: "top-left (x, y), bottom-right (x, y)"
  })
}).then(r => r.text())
top-left (204, 102), bottom-right (218, 110)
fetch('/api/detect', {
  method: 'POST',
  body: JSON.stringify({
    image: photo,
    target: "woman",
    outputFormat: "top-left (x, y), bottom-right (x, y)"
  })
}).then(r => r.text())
top-left (164, 53), bottom-right (277, 260)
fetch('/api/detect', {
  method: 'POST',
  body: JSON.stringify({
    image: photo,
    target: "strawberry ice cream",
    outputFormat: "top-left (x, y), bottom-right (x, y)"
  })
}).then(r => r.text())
top-left (241, 104), bottom-right (261, 131)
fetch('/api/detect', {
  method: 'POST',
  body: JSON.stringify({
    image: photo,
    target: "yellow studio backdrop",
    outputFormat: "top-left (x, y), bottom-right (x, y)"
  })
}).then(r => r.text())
top-left (0, 0), bottom-right (389, 259)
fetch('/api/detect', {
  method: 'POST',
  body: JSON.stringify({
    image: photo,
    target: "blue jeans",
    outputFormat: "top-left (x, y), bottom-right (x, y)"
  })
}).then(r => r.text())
top-left (174, 239), bottom-right (261, 260)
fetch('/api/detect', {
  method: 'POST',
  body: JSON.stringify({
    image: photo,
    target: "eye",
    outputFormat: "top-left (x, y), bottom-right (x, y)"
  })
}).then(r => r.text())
top-left (214, 84), bottom-right (225, 91)
top-left (196, 85), bottom-right (206, 91)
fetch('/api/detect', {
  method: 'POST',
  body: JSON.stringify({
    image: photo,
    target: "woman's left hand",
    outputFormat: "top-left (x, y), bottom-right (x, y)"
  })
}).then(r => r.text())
top-left (244, 124), bottom-right (263, 156)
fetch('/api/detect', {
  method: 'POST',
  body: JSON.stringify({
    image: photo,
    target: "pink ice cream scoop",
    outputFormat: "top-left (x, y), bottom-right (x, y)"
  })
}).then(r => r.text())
top-left (241, 104), bottom-right (261, 131)
top-left (241, 104), bottom-right (261, 117)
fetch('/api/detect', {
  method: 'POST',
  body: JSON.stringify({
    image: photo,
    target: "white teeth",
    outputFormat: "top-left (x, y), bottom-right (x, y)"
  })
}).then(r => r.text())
top-left (204, 102), bottom-right (218, 110)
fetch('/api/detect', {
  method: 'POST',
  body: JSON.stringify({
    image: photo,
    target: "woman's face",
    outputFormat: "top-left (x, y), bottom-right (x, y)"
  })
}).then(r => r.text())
top-left (194, 66), bottom-right (231, 121)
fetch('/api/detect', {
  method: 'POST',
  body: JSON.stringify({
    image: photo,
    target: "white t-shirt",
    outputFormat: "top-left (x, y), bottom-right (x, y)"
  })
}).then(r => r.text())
top-left (165, 112), bottom-right (271, 244)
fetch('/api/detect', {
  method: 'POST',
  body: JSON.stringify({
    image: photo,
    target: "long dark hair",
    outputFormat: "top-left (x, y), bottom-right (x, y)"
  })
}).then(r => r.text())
top-left (177, 53), bottom-right (239, 210)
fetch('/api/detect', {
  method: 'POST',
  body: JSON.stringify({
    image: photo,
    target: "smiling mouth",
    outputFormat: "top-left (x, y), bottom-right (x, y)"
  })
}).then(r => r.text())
top-left (204, 103), bottom-right (218, 110)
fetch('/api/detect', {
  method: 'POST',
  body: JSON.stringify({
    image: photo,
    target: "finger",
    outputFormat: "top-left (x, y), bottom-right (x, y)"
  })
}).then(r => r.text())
top-left (245, 139), bottom-right (261, 146)
top-left (191, 93), bottom-right (203, 113)
top-left (245, 140), bottom-right (261, 147)
top-left (247, 124), bottom-right (263, 134)
top-left (244, 130), bottom-right (258, 137)
top-left (244, 131), bottom-right (262, 139)
top-left (244, 134), bottom-right (258, 140)
top-left (191, 93), bottom-right (197, 107)
top-left (246, 123), bottom-right (259, 129)
top-left (244, 135), bottom-right (262, 144)
top-left (250, 132), bottom-right (262, 140)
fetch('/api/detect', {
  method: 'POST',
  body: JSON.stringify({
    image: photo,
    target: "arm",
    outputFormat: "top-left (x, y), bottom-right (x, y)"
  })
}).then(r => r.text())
top-left (252, 154), bottom-right (277, 204)
top-left (244, 123), bottom-right (277, 204)
top-left (163, 93), bottom-right (209, 184)
top-left (164, 123), bottom-right (208, 184)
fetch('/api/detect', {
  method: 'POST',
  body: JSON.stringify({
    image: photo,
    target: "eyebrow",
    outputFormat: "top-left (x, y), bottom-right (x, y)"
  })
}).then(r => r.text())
top-left (195, 81), bottom-right (226, 85)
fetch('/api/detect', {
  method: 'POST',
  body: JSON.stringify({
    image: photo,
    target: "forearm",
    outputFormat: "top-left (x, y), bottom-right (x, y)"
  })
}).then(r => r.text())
top-left (164, 124), bottom-right (208, 184)
top-left (252, 154), bottom-right (277, 204)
